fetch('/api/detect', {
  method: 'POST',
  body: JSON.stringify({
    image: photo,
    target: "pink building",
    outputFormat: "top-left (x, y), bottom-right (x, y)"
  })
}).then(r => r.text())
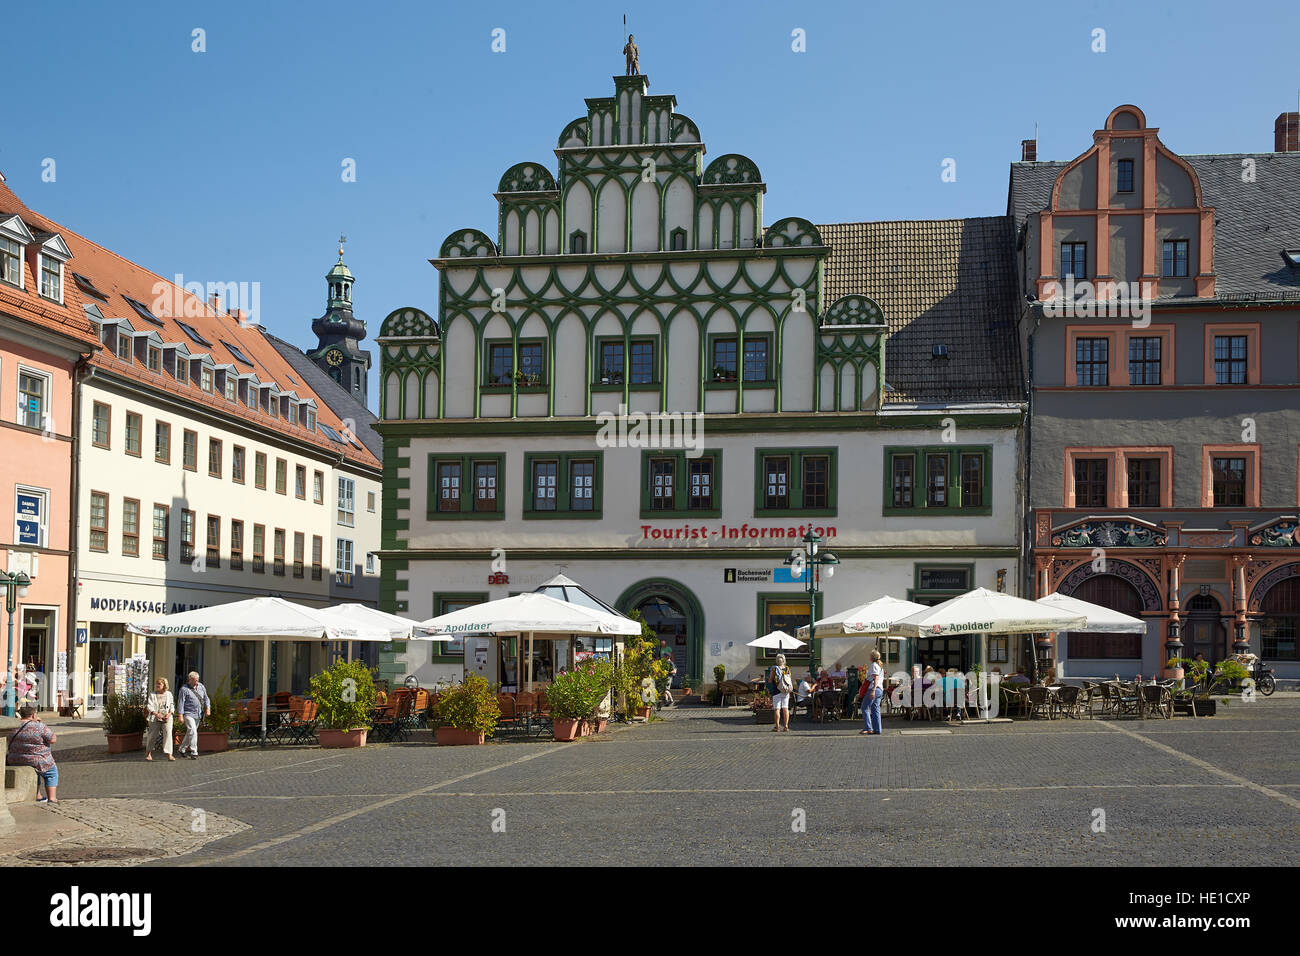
top-left (0, 173), bottom-right (100, 710)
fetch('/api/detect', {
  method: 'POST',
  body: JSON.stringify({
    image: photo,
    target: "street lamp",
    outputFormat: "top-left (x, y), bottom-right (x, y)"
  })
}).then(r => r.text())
top-left (790, 530), bottom-right (838, 679)
top-left (3, 571), bottom-right (31, 717)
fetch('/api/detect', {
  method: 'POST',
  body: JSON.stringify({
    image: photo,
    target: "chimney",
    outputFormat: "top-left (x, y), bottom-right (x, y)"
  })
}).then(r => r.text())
top-left (209, 293), bottom-right (221, 313)
top-left (232, 308), bottom-right (247, 326)
top-left (1275, 112), bottom-right (1299, 152)
top-left (1021, 139), bottom-right (1037, 162)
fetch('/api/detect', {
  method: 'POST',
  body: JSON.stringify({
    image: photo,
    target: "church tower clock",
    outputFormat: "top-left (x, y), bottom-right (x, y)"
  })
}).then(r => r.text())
top-left (308, 238), bottom-right (371, 407)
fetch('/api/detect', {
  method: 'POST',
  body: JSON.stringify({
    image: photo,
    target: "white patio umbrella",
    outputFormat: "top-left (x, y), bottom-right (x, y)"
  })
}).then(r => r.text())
top-left (420, 592), bottom-right (641, 691)
top-left (325, 603), bottom-right (450, 646)
top-left (747, 630), bottom-right (805, 649)
top-left (894, 588), bottom-right (1087, 719)
top-left (1035, 592), bottom-right (1147, 633)
top-left (128, 597), bottom-right (390, 744)
top-left (796, 595), bottom-right (928, 640)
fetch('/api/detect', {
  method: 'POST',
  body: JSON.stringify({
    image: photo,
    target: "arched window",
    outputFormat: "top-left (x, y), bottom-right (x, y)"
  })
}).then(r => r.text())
top-left (569, 230), bottom-right (587, 254)
top-left (1261, 576), bottom-right (1299, 661)
top-left (1066, 575), bottom-right (1143, 658)
top-left (353, 367), bottom-right (361, 391)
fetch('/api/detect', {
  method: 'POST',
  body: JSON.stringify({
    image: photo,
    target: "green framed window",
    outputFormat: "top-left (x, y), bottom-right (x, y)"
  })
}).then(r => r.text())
top-left (430, 591), bottom-right (487, 661)
top-left (883, 446), bottom-right (992, 515)
top-left (484, 338), bottom-right (546, 389)
top-left (707, 332), bottom-right (775, 387)
top-left (639, 449), bottom-right (722, 518)
top-left (753, 592), bottom-right (822, 665)
top-left (595, 336), bottom-right (659, 387)
top-left (753, 447), bottom-right (836, 517)
top-left (427, 453), bottom-right (506, 519)
top-left (523, 451), bottom-right (602, 518)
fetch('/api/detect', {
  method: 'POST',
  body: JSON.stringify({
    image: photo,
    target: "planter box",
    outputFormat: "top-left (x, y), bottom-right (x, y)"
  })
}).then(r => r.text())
top-left (590, 717), bottom-right (608, 734)
top-left (319, 728), bottom-right (368, 748)
top-left (579, 719), bottom-right (593, 737)
top-left (106, 732), bottom-right (144, 754)
top-left (435, 727), bottom-right (485, 746)
top-left (197, 731), bottom-right (229, 753)
top-left (754, 709), bottom-right (776, 724)
top-left (634, 706), bottom-right (652, 720)
top-left (552, 718), bottom-right (583, 741)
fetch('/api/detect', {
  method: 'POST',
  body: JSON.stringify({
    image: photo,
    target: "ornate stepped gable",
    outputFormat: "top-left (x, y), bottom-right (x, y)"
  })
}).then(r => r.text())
top-left (380, 74), bottom-right (884, 421)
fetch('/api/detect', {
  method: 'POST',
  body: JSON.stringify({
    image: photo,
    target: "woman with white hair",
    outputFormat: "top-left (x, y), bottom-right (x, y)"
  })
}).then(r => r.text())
top-left (767, 653), bottom-right (793, 733)
top-left (145, 677), bottom-right (176, 761)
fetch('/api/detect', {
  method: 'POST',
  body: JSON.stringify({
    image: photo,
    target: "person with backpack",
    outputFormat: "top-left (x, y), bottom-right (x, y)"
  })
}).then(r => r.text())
top-left (767, 653), bottom-right (793, 732)
top-left (658, 644), bottom-right (677, 708)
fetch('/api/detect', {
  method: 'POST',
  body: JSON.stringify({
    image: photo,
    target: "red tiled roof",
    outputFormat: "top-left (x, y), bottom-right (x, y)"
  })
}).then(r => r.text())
top-left (0, 181), bottom-right (380, 470)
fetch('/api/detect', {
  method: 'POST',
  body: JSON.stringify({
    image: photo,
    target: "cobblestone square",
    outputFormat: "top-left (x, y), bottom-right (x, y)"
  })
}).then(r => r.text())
top-left (11, 699), bottom-right (1298, 867)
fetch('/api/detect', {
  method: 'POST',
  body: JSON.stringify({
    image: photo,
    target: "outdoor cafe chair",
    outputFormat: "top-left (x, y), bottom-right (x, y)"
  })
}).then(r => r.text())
top-left (514, 691), bottom-right (542, 736)
top-left (369, 702), bottom-right (399, 742)
top-left (1079, 681), bottom-right (1104, 718)
top-left (496, 694), bottom-right (522, 736)
top-left (1025, 685), bottom-right (1053, 720)
top-left (236, 699), bottom-right (264, 746)
top-left (1112, 682), bottom-right (1141, 717)
top-left (1055, 685), bottom-right (1082, 719)
top-left (1140, 684), bottom-right (1173, 719)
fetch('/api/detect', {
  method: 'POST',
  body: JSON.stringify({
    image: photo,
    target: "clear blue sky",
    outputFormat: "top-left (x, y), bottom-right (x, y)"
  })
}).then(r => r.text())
top-left (6, 0), bottom-right (1298, 408)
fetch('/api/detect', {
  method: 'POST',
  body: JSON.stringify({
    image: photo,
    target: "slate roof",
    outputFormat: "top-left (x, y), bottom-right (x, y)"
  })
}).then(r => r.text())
top-left (1007, 152), bottom-right (1300, 299)
top-left (818, 217), bottom-right (1024, 404)
top-left (0, 179), bottom-right (381, 470)
top-left (265, 332), bottom-right (383, 460)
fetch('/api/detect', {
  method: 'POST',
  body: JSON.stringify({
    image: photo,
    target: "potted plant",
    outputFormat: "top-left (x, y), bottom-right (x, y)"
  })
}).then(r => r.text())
top-left (430, 674), bottom-right (499, 745)
top-left (1167, 657), bottom-right (1248, 717)
top-left (310, 658), bottom-right (376, 747)
top-left (103, 691), bottom-right (147, 753)
top-left (547, 659), bottom-right (612, 740)
top-left (196, 679), bottom-right (237, 753)
top-left (751, 693), bottom-right (775, 724)
top-left (713, 664), bottom-right (726, 705)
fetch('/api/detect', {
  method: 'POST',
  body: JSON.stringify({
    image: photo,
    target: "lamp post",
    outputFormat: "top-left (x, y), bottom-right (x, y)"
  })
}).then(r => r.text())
top-left (794, 530), bottom-right (839, 680)
top-left (3, 571), bottom-right (32, 717)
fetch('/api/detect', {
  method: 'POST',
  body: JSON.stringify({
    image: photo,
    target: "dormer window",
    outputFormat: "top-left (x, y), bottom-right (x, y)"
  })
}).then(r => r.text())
top-left (1, 236), bottom-right (22, 287)
top-left (39, 254), bottom-right (63, 302)
top-left (201, 366), bottom-right (213, 392)
top-left (305, 407), bottom-right (316, 431)
top-left (223, 375), bottom-right (236, 401)
top-left (116, 331), bottom-right (133, 363)
top-left (1282, 250), bottom-right (1300, 268)
top-left (569, 230), bottom-right (588, 254)
top-left (174, 356), bottom-right (188, 385)
top-left (0, 215), bottom-right (34, 289)
top-left (147, 346), bottom-right (162, 373)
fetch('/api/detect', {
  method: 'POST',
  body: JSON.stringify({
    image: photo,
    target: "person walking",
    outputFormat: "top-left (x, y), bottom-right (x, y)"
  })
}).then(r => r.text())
top-left (859, 650), bottom-right (884, 736)
top-left (145, 677), bottom-right (176, 762)
top-left (176, 671), bottom-right (210, 759)
top-left (767, 654), bottom-right (793, 733)
top-left (6, 703), bottom-right (59, 803)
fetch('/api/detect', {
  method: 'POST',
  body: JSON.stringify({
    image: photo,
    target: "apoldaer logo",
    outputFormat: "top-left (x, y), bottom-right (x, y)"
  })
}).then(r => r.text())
top-left (50, 886), bottom-right (151, 937)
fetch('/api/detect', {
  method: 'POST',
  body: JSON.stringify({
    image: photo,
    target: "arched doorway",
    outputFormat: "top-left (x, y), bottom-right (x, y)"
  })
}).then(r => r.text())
top-left (616, 579), bottom-right (704, 686)
top-left (1064, 575), bottom-right (1144, 659)
top-left (1184, 594), bottom-right (1227, 665)
top-left (1260, 577), bottom-right (1299, 663)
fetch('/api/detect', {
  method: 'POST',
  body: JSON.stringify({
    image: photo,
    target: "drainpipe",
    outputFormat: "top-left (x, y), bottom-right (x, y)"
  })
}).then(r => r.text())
top-left (68, 354), bottom-right (93, 710)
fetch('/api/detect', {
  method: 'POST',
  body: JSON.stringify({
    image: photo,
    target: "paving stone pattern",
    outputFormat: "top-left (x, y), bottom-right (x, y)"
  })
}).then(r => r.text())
top-left (29, 702), bottom-right (1300, 867)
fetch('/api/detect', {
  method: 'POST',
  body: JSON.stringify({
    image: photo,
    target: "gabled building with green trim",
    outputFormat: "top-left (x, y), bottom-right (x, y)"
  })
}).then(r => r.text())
top-left (375, 74), bottom-right (1027, 690)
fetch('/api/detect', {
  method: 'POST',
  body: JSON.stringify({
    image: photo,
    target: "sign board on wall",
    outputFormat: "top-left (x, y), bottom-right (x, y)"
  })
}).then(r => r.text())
top-left (55, 652), bottom-right (67, 693)
top-left (16, 493), bottom-right (42, 546)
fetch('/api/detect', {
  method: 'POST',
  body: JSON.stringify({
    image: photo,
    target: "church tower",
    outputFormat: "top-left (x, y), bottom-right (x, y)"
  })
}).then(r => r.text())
top-left (308, 239), bottom-right (371, 406)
